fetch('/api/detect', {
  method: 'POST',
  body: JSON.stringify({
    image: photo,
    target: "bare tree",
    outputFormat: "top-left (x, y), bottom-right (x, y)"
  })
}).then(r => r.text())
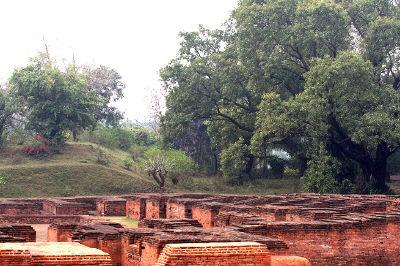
top-left (144, 154), bottom-right (170, 193)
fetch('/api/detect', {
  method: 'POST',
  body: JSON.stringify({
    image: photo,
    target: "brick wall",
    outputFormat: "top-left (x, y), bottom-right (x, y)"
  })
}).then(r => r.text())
top-left (141, 242), bottom-right (163, 266)
top-left (0, 250), bottom-right (32, 265)
top-left (145, 198), bottom-right (166, 219)
top-left (165, 203), bottom-right (186, 219)
top-left (241, 220), bottom-right (400, 265)
top-left (155, 242), bottom-right (271, 266)
top-left (99, 237), bottom-right (122, 265)
top-left (48, 224), bottom-right (78, 242)
top-left (191, 206), bottom-right (218, 228)
top-left (126, 198), bottom-right (146, 220)
top-left (96, 199), bottom-right (126, 216)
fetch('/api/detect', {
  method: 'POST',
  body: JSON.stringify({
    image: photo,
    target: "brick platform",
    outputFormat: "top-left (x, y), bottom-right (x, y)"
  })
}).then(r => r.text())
top-left (0, 242), bottom-right (112, 265)
top-left (155, 242), bottom-right (272, 266)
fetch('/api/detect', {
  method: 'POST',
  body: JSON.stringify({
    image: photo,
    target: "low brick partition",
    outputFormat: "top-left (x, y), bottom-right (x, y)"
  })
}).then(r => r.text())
top-left (0, 224), bottom-right (35, 242)
top-left (0, 242), bottom-right (112, 265)
top-left (96, 198), bottom-right (127, 216)
top-left (43, 199), bottom-right (93, 215)
top-left (155, 242), bottom-right (272, 266)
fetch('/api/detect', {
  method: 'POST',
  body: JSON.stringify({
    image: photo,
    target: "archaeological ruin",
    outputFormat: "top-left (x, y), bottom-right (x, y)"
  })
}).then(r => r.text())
top-left (0, 193), bottom-right (399, 265)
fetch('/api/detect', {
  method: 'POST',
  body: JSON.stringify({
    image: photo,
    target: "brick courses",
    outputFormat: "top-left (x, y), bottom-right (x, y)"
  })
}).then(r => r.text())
top-left (0, 193), bottom-right (399, 265)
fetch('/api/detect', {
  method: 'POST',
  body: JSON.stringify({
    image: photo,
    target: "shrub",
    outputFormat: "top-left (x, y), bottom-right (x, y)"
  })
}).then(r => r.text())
top-left (82, 127), bottom-right (159, 150)
top-left (22, 135), bottom-right (49, 158)
top-left (142, 147), bottom-right (195, 176)
top-left (7, 128), bottom-right (31, 145)
top-left (283, 166), bottom-right (299, 179)
top-left (301, 152), bottom-right (339, 194)
top-left (122, 157), bottom-right (134, 170)
top-left (128, 145), bottom-right (146, 161)
top-left (220, 139), bottom-right (250, 181)
top-left (96, 148), bottom-right (111, 166)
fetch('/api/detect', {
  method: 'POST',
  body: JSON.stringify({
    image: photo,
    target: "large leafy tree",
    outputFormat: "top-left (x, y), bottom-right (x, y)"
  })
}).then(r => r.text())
top-left (10, 56), bottom-right (100, 145)
top-left (162, 0), bottom-right (400, 192)
top-left (161, 0), bottom-right (358, 180)
top-left (252, 0), bottom-right (400, 193)
top-left (255, 52), bottom-right (400, 193)
top-left (161, 26), bottom-right (262, 180)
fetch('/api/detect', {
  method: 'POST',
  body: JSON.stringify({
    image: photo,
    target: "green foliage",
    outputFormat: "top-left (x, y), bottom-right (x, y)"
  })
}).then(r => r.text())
top-left (122, 157), bottom-right (133, 170)
top-left (83, 127), bottom-right (158, 150)
top-left (128, 145), bottom-right (146, 161)
top-left (302, 151), bottom-right (340, 194)
top-left (10, 57), bottom-right (100, 144)
top-left (83, 65), bottom-right (125, 126)
top-left (0, 88), bottom-right (17, 147)
top-left (7, 128), bottom-right (31, 146)
top-left (220, 139), bottom-right (250, 180)
top-left (283, 166), bottom-right (299, 179)
top-left (96, 147), bottom-right (111, 166)
top-left (0, 175), bottom-right (7, 186)
top-left (138, 147), bottom-right (195, 176)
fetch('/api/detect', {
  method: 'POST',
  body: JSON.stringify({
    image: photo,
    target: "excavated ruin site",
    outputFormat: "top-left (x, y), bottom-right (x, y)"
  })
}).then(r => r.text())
top-left (0, 193), bottom-right (399, 265)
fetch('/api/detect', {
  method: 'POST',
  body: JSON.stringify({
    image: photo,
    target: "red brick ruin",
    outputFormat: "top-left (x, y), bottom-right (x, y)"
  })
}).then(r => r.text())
top-left (0, 193), bottom-right (399, 265)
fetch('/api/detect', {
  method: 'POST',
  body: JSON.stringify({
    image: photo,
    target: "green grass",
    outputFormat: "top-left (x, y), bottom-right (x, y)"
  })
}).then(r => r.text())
top-left (0, 143), bottom-right (157, 197)
top-left (105, 217), bottom-right (139, 228)
top-left (0, 142), bottom-right (301, 197)
top-left (174, 175), bottom-right (301, 195)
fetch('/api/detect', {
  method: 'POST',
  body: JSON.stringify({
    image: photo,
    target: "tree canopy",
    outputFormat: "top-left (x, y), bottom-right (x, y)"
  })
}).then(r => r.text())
top-left (10, 56), bottom-right (100, 144)
top-left (161, 0), bottom-right (400, 193)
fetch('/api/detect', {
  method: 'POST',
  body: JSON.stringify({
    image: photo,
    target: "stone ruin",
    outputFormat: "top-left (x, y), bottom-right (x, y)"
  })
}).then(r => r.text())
top-left (0, 193), bottom-right (399, 265)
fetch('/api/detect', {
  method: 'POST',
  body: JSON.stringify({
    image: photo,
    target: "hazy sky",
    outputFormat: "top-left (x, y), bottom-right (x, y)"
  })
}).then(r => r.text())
top-left (0, 0), bottom-right (237, 122)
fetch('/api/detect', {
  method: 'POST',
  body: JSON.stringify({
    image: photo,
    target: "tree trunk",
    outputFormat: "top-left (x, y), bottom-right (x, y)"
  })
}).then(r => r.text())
top-left (298, 155), bottom-right (308, 176)
top-left (370, 157), bottom-right (388, 193)
top-left (72, 130), bottom-right (79, 142)
top-left (358, 144), bottom-right (389, 194)
top-left (244, 154), bottom-right (255, 180)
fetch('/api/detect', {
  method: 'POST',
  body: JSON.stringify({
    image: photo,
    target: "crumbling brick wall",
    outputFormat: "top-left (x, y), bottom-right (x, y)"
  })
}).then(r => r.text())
top-left (155, 242), bottom-right (271, 266)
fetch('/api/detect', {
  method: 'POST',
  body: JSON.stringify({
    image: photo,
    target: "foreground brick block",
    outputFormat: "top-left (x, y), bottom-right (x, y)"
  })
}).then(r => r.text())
top-left (0, 242), bottom-right (112, 265)
top-left (155, 242), bottom-right (271, 266)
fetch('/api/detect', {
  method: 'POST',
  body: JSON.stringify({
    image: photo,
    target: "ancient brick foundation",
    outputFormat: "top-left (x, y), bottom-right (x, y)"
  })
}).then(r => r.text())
top-left (0, 193), bottom-right (399, 265)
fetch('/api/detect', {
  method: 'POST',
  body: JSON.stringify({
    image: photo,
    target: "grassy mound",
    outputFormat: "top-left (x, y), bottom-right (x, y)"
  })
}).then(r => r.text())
top-left (0, 143), bottom-right (156, 197)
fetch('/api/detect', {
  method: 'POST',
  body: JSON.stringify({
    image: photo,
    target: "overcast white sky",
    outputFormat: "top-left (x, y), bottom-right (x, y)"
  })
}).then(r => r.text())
top-left (0, 0), bottom-right (237, 122)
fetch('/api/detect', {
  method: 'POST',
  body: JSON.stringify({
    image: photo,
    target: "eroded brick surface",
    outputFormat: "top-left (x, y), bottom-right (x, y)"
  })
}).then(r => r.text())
top-left (0, 193), bottom-right (399, 265)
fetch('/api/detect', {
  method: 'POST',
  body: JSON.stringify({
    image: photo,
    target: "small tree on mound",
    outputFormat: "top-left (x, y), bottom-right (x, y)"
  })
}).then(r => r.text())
top-left (144, 154), bottom-right (171, 193)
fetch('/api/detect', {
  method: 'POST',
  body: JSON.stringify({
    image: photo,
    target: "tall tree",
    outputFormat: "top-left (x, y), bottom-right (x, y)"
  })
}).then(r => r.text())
top-left (161, 0), bottom-right (400, 192)
top-left (0, 87), bottom-right (16, 147)
top-left (82, 65), bottom-right (125, 127)
top-left (10, 56), bottom-right (100, 145)
top-left (161, 26), bottom-right (261, 179)
top-left (251, 0), bottom-right (400, 193)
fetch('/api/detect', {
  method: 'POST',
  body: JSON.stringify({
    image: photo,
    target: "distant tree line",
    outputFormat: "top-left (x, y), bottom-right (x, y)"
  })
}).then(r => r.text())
top-left (160, 0), bottom-right (400, 194)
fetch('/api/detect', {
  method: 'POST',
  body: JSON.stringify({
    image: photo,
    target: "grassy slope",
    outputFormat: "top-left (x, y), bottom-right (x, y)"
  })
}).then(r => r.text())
top-left (175, 175), bottom-right (301, 195)
top-left (0, 143), bottom-right (157, 197)
top-left (0, 142), bottom-right (301, 197)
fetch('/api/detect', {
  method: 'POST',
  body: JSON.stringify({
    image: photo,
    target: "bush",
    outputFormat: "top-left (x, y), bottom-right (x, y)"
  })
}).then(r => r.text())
top-left (301, 151), bottom-right (339, 194)
top-left (82, 127), bottom-right (159, 150)
top-left (283, 166), bottom-right (299, 179)
top-left (220, 139), bottom-right (250, 181)
top-left (122, 157), bottom-right (133, 170)
top-left (141, 147), bottom-right (195, 176)
top-left (96, 148), bottom-right (111, 166)
top-left (128, 145), bottom-right (146, 161)
top-left (22, 135), bottom-right (49, 158)
top-left (8, 128), bottom-right (32, 145)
